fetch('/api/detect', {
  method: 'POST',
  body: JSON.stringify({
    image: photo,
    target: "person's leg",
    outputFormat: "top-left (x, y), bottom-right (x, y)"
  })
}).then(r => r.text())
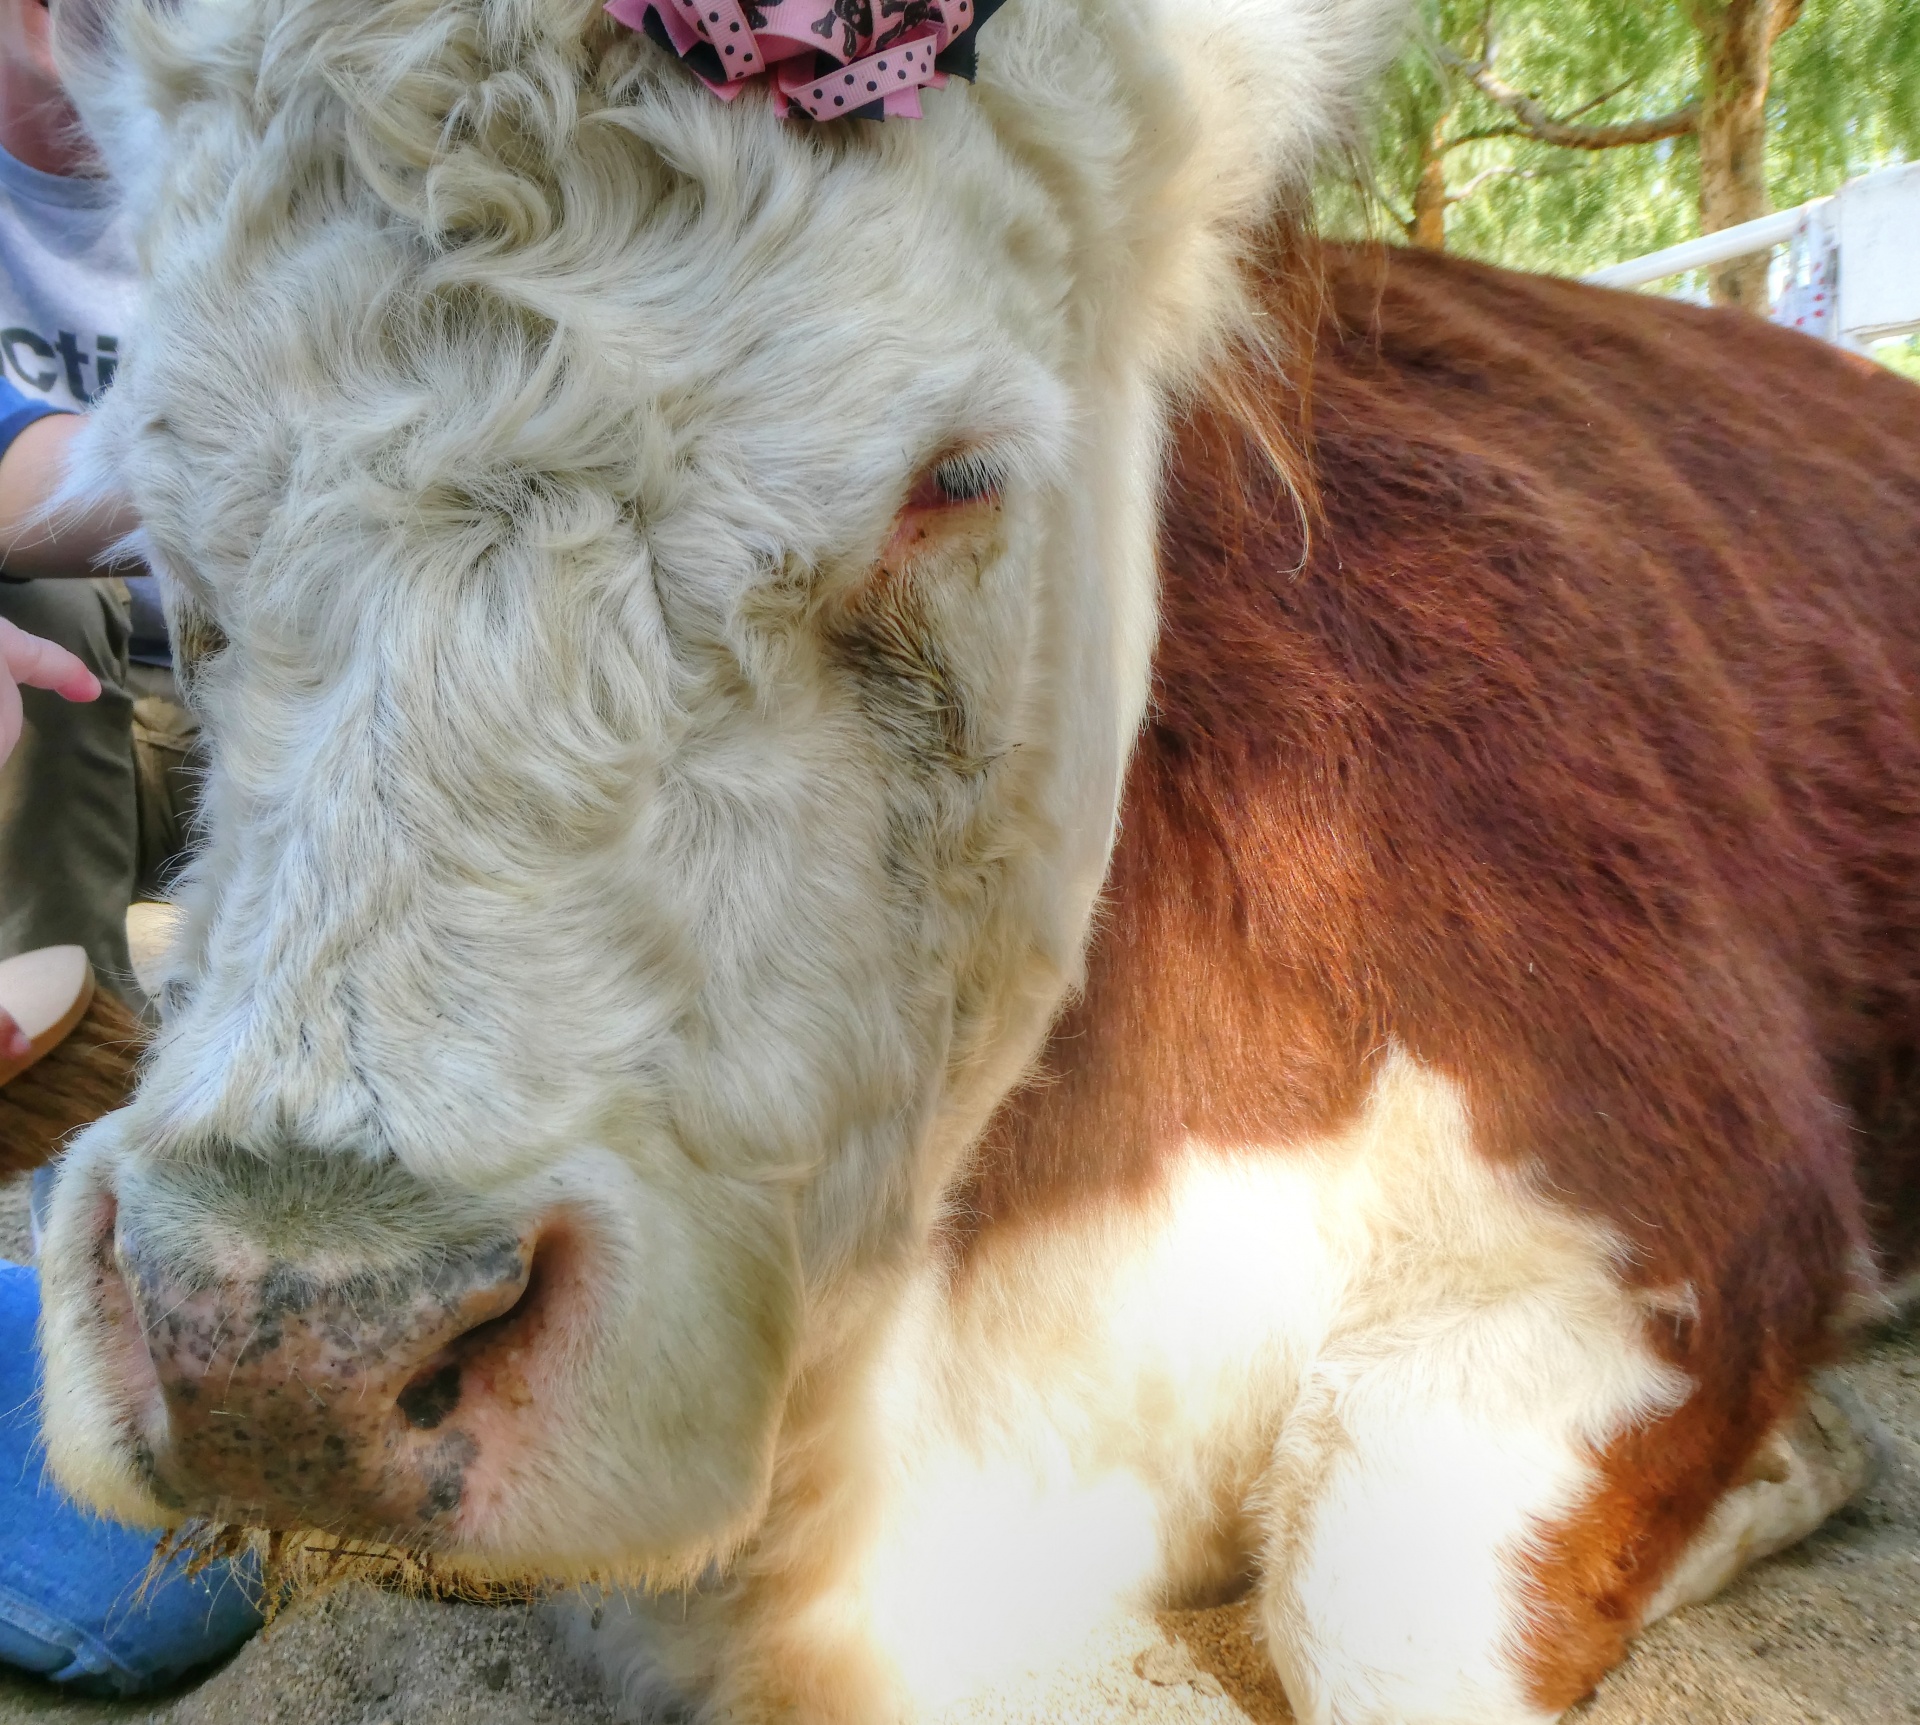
top-left (0, 578), bottom-right (138, 993)
top-left (0, 1259), bottom-right (261, 1695)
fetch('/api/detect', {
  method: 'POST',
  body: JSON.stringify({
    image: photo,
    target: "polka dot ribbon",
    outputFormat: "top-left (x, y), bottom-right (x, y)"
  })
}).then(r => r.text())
top-left (605, 0), bottom-right (1008, 121)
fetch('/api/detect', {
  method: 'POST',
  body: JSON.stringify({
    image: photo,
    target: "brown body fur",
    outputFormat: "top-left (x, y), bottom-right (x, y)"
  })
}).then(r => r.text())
top-left (961, 243), bottom-right (1920, 1705)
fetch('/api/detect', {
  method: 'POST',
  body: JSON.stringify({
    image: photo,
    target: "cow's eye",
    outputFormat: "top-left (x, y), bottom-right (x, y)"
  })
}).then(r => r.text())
top-left (907, 452), bottom-right (1004, 512)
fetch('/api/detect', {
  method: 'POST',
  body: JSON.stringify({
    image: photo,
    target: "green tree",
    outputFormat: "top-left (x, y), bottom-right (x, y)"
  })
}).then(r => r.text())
top-left (1329, 0), bottom-right (1920, 310)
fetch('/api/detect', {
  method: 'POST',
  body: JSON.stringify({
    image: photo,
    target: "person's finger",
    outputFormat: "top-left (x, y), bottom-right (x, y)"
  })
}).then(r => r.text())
top-left (0, 1007), bottom-right (28, 1063)
top-left (0, 617), bottom-right (101, 703)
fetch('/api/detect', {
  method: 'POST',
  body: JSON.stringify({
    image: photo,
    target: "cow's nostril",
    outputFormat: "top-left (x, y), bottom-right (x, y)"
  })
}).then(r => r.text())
top-left (397, 1361), bottom-right (464, 1430)
top-left (389, 1229), bottom-right (552, 1429)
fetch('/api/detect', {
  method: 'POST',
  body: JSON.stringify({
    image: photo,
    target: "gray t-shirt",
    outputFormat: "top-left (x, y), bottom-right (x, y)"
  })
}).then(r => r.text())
top-left (0, 141), bottom-right (136, 409)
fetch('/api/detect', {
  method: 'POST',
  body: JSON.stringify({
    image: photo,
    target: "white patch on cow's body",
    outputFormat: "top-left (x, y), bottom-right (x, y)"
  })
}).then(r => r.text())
top-left (559, 1056), bottom-right (1688, 1723)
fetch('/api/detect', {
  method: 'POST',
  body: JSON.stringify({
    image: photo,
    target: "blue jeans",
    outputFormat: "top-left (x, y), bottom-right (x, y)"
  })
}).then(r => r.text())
top-left (0, 1258), bottom-right (263, 1694)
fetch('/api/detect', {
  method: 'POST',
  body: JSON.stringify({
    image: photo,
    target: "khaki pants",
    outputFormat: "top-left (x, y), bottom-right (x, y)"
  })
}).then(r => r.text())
top-left (0, 577), bottom-right (198, 1008)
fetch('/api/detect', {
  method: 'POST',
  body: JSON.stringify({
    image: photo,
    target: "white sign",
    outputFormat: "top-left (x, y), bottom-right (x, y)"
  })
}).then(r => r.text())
top-left (1836, 161), bottom-right (1920, 344)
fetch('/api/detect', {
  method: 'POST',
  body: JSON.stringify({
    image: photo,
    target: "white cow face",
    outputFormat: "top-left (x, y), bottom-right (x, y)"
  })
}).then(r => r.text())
top-left (38, 0), bottom-right (1399, 1579)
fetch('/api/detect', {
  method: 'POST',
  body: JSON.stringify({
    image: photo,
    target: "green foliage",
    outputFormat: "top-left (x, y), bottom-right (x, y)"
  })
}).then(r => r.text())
top-left (1877, 335), bottom-right (1920, 384)
top-left (1772, 0), bottom-right (1920, 203)
top-left (1323, 0), bottom-right (1920, 279)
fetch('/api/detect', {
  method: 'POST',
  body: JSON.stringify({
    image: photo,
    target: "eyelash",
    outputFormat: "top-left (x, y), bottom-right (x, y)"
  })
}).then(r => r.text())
top-left (908, 453), bottom-right (1004, 512)
top-left (933, 454), bottom-right (1002, 505)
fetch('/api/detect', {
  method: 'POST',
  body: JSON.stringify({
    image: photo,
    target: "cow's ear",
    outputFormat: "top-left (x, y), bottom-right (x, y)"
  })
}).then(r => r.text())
top-left (50, 0), bottom-right (126, 60)
top-left (47, 0), bottom-right (145, 95)
top-left (49, 0), bottom-right (173, 209)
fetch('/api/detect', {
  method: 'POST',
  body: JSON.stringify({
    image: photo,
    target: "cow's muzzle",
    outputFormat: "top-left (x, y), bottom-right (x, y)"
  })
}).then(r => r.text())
top-left (96, 1186), bottom-right (577, 1541)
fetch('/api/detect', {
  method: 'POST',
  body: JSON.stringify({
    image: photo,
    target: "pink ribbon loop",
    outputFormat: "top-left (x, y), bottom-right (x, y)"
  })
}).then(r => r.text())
top-left (659, 0), bottom-right (768, 77)
top-left (605, 0), bottom-right (1005, 122)
top-left (778, 30), bottom-right (942, 120)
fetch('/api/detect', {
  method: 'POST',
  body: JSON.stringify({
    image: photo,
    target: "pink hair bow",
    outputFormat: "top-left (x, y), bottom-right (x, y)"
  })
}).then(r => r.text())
top-left (605, 0), bottom-right (1006, 121)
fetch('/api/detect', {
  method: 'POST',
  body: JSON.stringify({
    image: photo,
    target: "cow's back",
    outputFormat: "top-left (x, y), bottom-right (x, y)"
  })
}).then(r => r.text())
top-left (964, 243), bottom-right (1920, 1321)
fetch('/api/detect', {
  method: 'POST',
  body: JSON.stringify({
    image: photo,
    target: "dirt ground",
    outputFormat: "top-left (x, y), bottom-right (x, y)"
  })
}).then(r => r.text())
top-left (4, 1168), bottom-right (1918, 1725)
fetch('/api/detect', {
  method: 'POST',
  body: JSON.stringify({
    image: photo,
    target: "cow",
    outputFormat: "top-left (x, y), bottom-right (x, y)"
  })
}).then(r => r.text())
top-left (29, 0), bottom-right (1920, 1719)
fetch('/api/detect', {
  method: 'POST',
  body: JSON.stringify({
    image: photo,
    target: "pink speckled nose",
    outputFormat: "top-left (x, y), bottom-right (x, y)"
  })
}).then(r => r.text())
top-left (110, 1224), bottom-right (540, 1537)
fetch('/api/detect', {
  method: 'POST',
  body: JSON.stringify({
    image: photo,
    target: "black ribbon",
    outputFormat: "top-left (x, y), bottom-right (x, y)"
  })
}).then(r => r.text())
top-left (932, 0), bottom-right (1006, 83)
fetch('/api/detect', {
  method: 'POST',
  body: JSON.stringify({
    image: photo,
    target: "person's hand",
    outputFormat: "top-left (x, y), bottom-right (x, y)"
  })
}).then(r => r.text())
top-left (1, 614), bottom-right (100, 764)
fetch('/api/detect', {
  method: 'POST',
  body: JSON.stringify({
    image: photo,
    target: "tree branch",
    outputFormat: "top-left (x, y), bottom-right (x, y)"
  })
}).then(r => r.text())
top-left (1443, 124), bottom-right (1530, 149)
top-left (1441, 46), bottom-right (1701, 150)
top-left (1561, 79), bottom-right (1636, 123)
top-left (1444, 161), bottom-right (1578, 208)
top-left (1445, 164), bottom-right (1528, 206)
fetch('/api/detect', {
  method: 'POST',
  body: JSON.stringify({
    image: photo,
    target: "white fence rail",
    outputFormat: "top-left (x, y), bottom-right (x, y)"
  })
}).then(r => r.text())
top-left (1584, 209), bottom-right (1808, 291)
top-left (1584, 161), bottom-right (1920, 353)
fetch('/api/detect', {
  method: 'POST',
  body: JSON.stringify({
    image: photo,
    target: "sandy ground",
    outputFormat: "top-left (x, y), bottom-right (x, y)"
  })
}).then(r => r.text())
top-left (4, 1168), bottom-right (1917, 1725)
